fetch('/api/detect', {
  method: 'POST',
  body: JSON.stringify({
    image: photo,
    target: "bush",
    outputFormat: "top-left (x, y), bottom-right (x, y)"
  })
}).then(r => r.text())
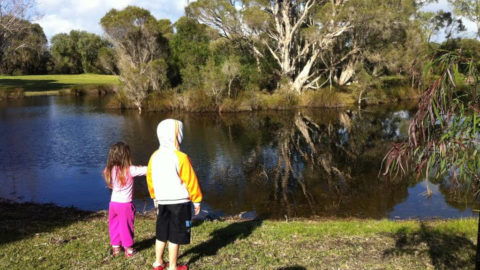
top-left (144, 91), bottom-right (178, 111)
top-left (181, 89), bottom-right (217, 112)
top-left (256, 91), bottom-right (298, 110)
top-left (298, 90), bottom-right (353, 107)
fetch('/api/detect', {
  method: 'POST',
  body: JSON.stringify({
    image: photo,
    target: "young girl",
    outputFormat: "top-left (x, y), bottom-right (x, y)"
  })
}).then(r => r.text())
top-left (104, 141), bottom-right (147, 258)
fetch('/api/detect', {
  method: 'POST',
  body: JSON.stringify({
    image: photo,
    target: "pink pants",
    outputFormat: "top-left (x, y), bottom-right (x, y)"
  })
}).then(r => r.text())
top-left (109, 202), bottom-right (135, 248)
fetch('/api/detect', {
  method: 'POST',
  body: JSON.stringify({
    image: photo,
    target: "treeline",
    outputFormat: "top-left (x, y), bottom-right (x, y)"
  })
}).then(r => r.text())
top-left (97, 1), bottom-right (480, 111)
top-left (1, 0), bottom-right (479, 111)
top-left (0, 16), bottom-right (116, 75)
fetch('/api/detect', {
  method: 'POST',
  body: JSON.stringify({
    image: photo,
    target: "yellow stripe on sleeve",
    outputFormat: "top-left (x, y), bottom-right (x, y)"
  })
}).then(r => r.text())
top-left (176, 151), bottom-right (202, 203)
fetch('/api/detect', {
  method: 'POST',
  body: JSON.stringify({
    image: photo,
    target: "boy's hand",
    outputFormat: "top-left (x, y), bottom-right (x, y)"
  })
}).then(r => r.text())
top-left (153, 200), bottom-right (158, 210)
top-left (194, 205), bottom-right (201, 215)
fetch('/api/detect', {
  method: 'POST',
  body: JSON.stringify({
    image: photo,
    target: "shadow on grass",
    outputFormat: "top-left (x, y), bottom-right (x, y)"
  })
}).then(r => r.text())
top-left (383, 223), bottom-right (475, 269)
top-left (135, 236), bottom-right (155, 252)
top-left (0, 79), bottom-right (71, 91)
top-left (0, 201), bottom-right (95, 245)
top-left (276, 266), bottom-right (306, 270)
top-left (179, 220), bottom-right (263, 265)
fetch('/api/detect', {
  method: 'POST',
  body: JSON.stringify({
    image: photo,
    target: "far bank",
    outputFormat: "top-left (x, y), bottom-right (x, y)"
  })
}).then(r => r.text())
top-left (0, 74), bottom-right (421, 112)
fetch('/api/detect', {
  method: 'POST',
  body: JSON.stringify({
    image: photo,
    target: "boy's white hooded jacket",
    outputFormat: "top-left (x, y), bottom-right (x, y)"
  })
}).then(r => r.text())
top-left (146, 119), bottom-right (202, 207)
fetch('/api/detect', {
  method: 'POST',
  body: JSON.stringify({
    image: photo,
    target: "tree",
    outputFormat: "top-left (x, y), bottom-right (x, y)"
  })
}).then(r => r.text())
top-left (100, 6), bottom-right (171, 112)
top-left (418, 10), bottom-right (466, 42)
top-left (0, 0), bottom-right (38, 72)
top-left (221, 56), bottom-right (241, 98)
top-left (97, 46), bottom-right (118, 75)
top-left (187, 0), bottom-right (432, 93)
top-left (171, 16), bottom-right (212, 89)
top-left (0, 0), bottom-right (36, 49)
top-left (319, 0), bottom-right (424, 89)
top-left (0, 18), bottom-right (48, 74)
top-left (50, 30), bottom-right (110, 74)
top-left (50, 33), bottom-right (82, 74)
top-left (202, 57), bottom-right (226, 104)
top-left (448, 0), bottom-right (480, 37)
top-left (187, 0), bottom-right (351, 93)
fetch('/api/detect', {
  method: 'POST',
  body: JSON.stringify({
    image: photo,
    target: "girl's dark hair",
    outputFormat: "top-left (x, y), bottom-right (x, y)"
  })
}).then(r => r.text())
top-left (103, 142), bottom-right (132, 188)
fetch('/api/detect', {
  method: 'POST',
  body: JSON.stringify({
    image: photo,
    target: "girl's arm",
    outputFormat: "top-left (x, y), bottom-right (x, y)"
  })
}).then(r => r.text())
top-left (129, 165), bottom-right (147, 177)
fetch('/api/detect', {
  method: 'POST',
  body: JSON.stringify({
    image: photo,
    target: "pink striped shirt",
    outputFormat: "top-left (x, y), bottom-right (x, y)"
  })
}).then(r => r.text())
top-left (110, 165), bottom-right (147, 203)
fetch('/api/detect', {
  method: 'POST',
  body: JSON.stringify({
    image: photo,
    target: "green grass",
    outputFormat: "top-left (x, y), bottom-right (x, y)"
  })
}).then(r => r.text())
top-left (0, 74), bottom-right (119, 92)
top-left (0, 202), bottom-right (477, 269)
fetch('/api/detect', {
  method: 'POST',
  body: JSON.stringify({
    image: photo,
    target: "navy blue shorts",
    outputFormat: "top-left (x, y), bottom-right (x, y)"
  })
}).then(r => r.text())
top-left (156, 202), bottom-right (192, 245)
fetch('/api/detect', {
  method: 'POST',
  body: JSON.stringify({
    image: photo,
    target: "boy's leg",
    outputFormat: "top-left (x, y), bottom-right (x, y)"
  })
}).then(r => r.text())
top-left (167, 242), bottom-right (179, 269)
top-left (155, 205), bottom-right (169, 265)
top-left (108, 202), bottom-right (121, 247)
top-left (155, 240), bottom-right (167, 265)
top-left (166, 203), bottom-right (192, 268)
top-left (118, 202), bottom-right (135, 248)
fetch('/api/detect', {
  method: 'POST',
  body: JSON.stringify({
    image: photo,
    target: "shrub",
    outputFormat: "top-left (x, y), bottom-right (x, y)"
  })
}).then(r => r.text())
top-left (298, 90), bottom-right (352, 107)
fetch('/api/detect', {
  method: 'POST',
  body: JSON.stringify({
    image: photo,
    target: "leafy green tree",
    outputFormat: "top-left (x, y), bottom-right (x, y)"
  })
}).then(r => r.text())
top-left (0, 0), bottom-right (43, 74)
top-left (50, 33), bottom-right (81, 74)
top-left (317, 0), bottom-right (426, 90)
top-left (0, 0), bottom-right (36, 55)
top-left (100, 6), bottom-right (171, 112)
top-left (97, 46), bottom-right (118, 75)
top-left (418, 10), bottom-right (466, 42)
top-left (0, 18), bottom-right (48, 74)
top-left (50, 30), bottom-right (110, 74)
top-left (202, 57), bottom-right (226, 104)
top-left (171, 16), bottom-right (211, 89)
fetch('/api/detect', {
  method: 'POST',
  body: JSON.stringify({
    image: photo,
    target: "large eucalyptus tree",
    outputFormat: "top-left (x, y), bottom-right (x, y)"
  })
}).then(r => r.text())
top-left (187, 0), bottom-right (426, 94)
top-left (187, 0), bottom-right (351, 93)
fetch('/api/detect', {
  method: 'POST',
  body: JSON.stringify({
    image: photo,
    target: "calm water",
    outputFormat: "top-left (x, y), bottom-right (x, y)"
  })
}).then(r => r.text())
top-left (0, 95), bottom-right (475, 220)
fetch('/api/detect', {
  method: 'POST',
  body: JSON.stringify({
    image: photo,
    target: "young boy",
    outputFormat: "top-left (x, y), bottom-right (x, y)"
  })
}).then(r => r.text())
top-left (147, 119), bottom-right (202, 270)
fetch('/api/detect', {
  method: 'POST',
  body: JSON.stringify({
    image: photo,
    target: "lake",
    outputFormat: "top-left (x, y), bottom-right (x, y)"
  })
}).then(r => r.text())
top-left (0, 95), bottom-right (475, 220)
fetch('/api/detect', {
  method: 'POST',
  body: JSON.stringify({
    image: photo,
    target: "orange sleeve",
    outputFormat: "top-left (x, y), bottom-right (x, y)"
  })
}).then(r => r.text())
top-left (177, 153), bottom-right (203, 203)
top-left (146, 152), bottom-right (156, 199)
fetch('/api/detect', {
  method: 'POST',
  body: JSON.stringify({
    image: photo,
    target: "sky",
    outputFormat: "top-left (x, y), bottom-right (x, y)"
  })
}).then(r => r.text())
top-left (34, 0), bottom-right (192, 41)
top-left (422, 0), bottom-right (478, 40)
top-left (33, 0), bottom-right (477, 42)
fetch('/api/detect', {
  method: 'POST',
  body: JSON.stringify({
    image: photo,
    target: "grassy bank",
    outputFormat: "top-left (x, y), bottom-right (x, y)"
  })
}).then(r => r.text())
top-left (0, 201), bottom-right (477, 269)
top-left (114, 86), bottom-right (420, 112)
top-left (0, 74), bottom-right (419, 111)
top-left (0, 74), bottom-right (119, 98)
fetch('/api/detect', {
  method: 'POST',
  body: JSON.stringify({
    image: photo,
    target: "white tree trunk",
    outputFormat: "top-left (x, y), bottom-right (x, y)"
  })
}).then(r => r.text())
top-left (292, 50), bottom-right (320, 93)
top-left (336, 61), bottom-right (355, 86)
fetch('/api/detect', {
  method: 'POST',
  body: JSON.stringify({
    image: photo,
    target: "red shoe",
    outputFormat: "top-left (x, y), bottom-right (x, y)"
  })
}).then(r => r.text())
top-left (125, 248), bottom-right (137, 258)
top-left (175, 265), bottom-right (188, 270)
top-left (152, 262), bottom-right (168, 270)
top-left (112, 246), bottom-right (122, 257)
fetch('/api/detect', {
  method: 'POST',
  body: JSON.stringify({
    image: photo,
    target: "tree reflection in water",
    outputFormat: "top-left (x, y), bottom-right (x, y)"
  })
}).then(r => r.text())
top-left (176, 104), bottom-right (473, 219)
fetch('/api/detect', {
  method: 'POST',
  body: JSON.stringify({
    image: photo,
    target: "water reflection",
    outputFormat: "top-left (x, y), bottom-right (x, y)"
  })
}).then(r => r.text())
top-left (0, 96), bottom-right (474, 219)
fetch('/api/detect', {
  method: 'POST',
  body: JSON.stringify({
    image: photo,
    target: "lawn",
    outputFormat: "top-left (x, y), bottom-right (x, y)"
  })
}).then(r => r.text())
top-left (0, 74), bottom-right (119, 92)
top-left (0, 201), bottom-right (478, 269)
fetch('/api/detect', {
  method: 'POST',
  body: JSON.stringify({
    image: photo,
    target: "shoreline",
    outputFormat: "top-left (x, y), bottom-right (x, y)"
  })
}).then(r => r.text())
top-left (0, 86), bottom-right (420, 112)
top-left (0, 199), bottom-right (472, 222)
top-left (1, 199), bottom-right (477, 269)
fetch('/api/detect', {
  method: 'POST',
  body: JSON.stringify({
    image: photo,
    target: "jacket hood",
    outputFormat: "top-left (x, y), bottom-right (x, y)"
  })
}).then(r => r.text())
top-left (157, 119), bottom-right (183, 150)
